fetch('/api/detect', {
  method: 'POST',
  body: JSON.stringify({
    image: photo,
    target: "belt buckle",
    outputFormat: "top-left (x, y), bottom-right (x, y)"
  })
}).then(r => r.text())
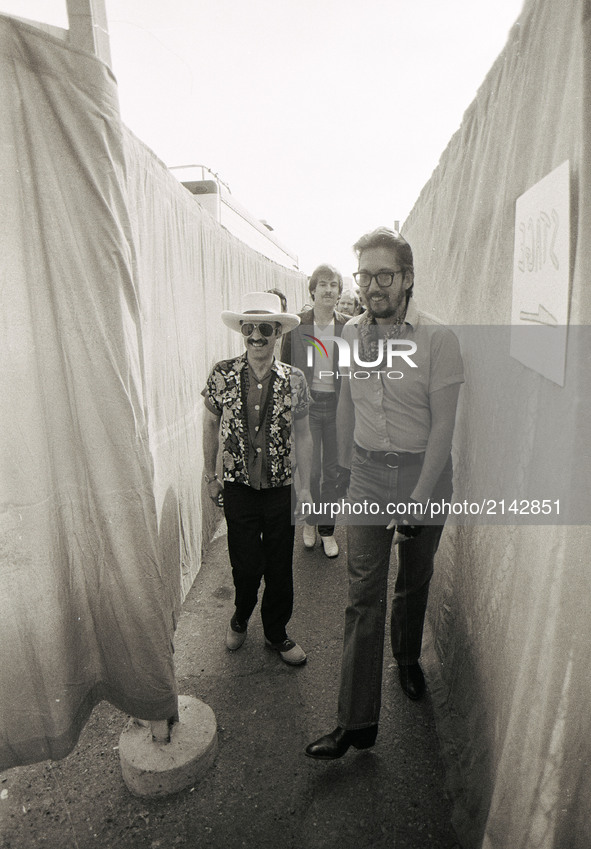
top-left (384, 451), bottom-right (399, 468)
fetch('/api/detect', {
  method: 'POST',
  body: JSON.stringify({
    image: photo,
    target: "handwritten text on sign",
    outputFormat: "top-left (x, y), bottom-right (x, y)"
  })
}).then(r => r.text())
top-left (511, 161), bottom-right (570, 385)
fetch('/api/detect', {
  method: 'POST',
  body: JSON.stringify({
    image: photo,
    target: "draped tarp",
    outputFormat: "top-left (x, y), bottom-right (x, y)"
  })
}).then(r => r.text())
top-left (0, 15), bottom-right (306, 770)
top-left (0, 14), bottom-right (178, 768)
top-left (402, 0), bottom-right (591, 846)
top-left (122, 130), bottom-right (307, 602)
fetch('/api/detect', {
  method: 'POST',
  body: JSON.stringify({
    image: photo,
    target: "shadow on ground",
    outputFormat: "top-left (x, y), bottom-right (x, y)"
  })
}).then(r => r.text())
top-left (0, 525), bottom-right (460, 849)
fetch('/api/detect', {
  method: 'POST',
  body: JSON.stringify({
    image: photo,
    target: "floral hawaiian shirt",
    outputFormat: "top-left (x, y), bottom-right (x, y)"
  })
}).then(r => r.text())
top-left (202, 353), bottom-right (310, 488)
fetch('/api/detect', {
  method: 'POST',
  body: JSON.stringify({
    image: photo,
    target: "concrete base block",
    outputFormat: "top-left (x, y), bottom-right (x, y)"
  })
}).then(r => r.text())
top-left (119, 696), bottom-right (218, 797)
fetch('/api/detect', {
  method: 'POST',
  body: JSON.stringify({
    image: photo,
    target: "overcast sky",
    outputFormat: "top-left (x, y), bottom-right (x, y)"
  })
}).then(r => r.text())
top-left (2, 0), bottom-right (525, 274)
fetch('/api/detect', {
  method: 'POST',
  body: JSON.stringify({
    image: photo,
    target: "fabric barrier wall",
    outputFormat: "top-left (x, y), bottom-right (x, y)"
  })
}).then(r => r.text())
top-left (0, 15), bottom-right (306, 770)
top-left (122, 130), bottom-right (307, 604)
top-left (402, 1), bottom-right (591, 847)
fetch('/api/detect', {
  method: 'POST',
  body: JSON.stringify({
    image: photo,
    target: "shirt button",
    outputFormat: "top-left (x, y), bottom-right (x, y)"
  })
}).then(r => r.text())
top-left (256, 447), bottom-right (262, 453)
top-left (255, 426), bottom-right (259, 431)
top-left (257, 383), bottom-right (263, 389)
top-left (254, 404), bottom-right (260, 410)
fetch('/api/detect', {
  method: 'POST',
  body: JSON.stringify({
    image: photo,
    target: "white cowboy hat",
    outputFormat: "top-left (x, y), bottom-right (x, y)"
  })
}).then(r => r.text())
top-left (221, 292), bottom-right (300, 335)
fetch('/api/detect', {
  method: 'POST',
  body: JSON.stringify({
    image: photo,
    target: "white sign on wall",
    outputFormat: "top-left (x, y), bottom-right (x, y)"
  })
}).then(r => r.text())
top-left (510, 160), bottom-right (570, 386)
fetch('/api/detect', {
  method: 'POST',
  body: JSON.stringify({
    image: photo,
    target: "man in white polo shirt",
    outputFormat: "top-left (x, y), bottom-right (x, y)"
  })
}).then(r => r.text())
top-left (306, 227), bottom-right (464, 759)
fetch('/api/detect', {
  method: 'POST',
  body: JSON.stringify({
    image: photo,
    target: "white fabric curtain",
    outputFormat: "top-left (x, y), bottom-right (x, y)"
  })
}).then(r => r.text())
top-left (403, 1), bottom-right (591, 846)
top-left (123, 130), bottom-right (307, 602)
top-left (0, 15), bottom-right (306, 770)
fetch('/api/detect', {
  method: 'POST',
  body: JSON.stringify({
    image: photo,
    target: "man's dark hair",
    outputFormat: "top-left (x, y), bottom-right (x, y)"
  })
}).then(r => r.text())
top-left (308, 264), bottom-right (344, 299)
top-left (266, 288), bottom-right (288, 312)
top-left (353, 227), bottom-right (414, 297)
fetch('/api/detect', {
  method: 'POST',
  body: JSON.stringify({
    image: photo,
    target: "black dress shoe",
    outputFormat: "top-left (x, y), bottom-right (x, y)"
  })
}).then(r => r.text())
top-left (398, 662), bottom-right (426, 700)
top-left (305, 725), bottom-right (378, 760)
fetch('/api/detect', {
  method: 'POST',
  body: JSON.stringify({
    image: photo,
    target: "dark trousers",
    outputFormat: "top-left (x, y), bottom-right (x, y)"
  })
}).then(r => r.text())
top-left (307, 391), bottom-right (338, 536)
top-left (338, 523), bottom-right (444, 728)
top-left (337, 449), bottom-right (452, 728)
top-left (223, 482), bottom-right (295, 644)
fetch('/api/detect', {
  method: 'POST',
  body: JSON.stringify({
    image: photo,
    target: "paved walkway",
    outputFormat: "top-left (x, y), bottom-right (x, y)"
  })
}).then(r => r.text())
top-left (0, 523), bottom-right (460, 849)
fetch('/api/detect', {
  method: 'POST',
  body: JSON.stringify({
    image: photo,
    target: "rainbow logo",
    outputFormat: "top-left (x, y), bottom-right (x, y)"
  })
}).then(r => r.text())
top-left (304, 334), bottom-right (329, 358)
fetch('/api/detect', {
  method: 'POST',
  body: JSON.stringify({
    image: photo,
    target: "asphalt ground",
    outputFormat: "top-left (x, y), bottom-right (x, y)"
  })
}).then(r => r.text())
top-left (0, 521), bottom-right (460, 849)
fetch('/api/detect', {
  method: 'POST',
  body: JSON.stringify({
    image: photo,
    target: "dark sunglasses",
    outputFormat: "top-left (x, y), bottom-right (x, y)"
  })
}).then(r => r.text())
top-left (240, 321), bottom-right (278, 338)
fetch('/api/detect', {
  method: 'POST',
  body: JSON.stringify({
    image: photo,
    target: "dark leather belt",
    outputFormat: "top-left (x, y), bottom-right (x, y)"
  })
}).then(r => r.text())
top-left (355, 444), bottom-right (424, 468)
top-left (310, 390), bottom-right (336, 401)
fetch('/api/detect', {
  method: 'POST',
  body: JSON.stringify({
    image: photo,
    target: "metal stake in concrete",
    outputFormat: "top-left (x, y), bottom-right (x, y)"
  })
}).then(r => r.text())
top-left (119, 696), bottom-right (218, 797)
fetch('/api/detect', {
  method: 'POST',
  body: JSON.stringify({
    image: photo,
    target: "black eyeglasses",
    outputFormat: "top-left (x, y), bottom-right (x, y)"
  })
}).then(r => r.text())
top-left (240, 322), bottom-right (278, 338)
top-left (353, 270), bottom-right (404, 289)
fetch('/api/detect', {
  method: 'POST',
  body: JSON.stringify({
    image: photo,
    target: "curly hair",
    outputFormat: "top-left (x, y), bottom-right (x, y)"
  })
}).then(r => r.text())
top-left (353, 227), bottom-right (414, 297)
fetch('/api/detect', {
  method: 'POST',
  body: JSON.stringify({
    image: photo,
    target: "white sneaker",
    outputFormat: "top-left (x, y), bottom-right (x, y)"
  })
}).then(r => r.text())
top-left (225, 613), bottom-right (248, 651)
top-left (303, 524), bottom-right (316, 549)
top-left (265, 638), bottom-right (307, 666)
top-left (321, 535), bottom-right (339, 558)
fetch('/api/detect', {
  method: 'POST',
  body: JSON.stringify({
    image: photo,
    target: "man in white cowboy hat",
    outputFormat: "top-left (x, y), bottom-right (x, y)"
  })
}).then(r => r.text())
top-left (202, 292), bottom-right (313, 666)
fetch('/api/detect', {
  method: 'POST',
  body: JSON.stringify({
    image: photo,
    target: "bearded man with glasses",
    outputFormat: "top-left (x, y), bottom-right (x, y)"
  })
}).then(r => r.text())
top-left (306, 227), bottom-right (464, 759)
top-left (202, 292), bottom-right (313, 666)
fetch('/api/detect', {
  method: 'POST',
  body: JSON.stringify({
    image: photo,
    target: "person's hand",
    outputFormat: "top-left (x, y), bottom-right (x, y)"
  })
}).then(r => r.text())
top-left (392, 523), bottom-right (424, 542)
top-left (387, 498), bottom-right (426, 536)
top-left (296, 487), bottom-right (313, 518)
top-left (335, 466), bottom-right (351, 499)
top-left (207, 478), bottom-right (224, 508)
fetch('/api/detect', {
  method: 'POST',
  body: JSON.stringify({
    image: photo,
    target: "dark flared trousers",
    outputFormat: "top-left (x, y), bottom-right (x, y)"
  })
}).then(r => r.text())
top-left (337, 447), bottom-right (452, 729)
top-left (307, 391), bottom-right (339, 536)
top-left (338, 522), bottom-right (444, 729)
top-left (223, 482), bottom-right (295, 644)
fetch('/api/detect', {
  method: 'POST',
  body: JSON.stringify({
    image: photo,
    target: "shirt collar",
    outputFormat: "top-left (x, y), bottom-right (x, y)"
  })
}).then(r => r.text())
top-left (237, 351), bottom-right (288, 378)
top-left (404, 298), bottom-right (419, 329)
